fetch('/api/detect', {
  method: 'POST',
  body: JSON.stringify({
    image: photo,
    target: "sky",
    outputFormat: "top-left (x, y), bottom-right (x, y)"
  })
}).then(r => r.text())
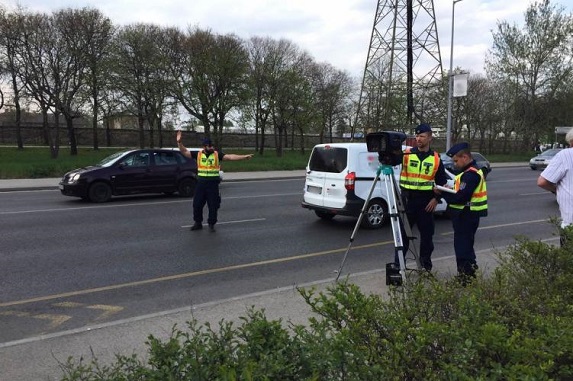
top-left (4, 0), bottom-right (573, 79)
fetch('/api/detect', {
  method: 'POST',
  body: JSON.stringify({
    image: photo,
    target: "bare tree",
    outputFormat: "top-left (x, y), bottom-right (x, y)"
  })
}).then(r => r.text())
top-left (16, 11), bottom-right (63, 157)
top-left (245, 37), bottom-right (309, 154)
top-left (0, 8), bottom-right (26, 149)
top-left (308, 62), bottom-right (353, 143)
top-left (79, 8), bottom-right (114, 150)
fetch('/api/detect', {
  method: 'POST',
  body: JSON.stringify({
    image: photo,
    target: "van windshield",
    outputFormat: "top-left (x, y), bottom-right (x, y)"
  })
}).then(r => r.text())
top-left (309, 147), bottom-right (348, 173)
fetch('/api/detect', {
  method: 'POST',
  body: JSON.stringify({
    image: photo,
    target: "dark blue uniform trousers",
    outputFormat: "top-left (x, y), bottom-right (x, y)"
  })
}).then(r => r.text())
top-left (193, 179), bottom-right (221, 226)
top-left (396, 196), bottom-right (435, 271)
top-left (451, 210), bottom-right (480, 276)
top-left (406, 197), bottom-right (436, 270)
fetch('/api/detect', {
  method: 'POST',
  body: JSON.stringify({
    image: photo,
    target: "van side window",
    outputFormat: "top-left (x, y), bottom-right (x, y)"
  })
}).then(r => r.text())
top-left (309, 147), bottom-right (348, 173)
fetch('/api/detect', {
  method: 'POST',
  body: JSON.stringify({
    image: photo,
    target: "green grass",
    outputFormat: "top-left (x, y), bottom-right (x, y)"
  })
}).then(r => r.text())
top-left (0, 146), bottom-right (532, 179)
top-left (0, 146), bottom-right (312, 179)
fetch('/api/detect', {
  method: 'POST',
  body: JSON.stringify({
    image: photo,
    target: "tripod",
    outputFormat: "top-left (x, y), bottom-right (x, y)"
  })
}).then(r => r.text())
top-left (335, 164), bottom-right (421, 285)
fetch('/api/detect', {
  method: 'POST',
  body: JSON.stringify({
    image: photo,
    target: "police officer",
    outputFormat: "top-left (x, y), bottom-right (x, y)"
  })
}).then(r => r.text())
top-left (399, 123), bottom-right (449, 270)
top-left (435, 142), bottom-right (488, 282)
top-left (177, 131), bottom-right (253, 232)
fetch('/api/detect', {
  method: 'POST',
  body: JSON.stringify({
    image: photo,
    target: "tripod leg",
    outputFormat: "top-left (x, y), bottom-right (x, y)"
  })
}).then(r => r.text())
top-left (335, 170), bottom-right (381, 281)
top-left (392, 178), bottom-right (422, 270)
top-left (382, 171), bottom-right (408, 284)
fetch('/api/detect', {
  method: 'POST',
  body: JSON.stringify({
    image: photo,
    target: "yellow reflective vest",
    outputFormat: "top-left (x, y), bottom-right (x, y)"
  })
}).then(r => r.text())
top-left (197, 151), bottom-right (220, 178)
top-left (449, 167), bottom-right (488, 212)
top-left (400, 148), bottom-right (440, 191)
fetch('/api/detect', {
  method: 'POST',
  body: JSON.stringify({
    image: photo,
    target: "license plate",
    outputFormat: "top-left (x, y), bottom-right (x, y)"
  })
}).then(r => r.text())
top-left (59, 184), bottom-right (64, 190)
top-left (307, 185), bottom-right (322, 194)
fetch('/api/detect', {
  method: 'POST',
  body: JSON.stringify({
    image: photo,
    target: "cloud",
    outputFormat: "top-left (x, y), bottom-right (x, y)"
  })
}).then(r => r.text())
top-left (4, 0), bottom-right (573, 79)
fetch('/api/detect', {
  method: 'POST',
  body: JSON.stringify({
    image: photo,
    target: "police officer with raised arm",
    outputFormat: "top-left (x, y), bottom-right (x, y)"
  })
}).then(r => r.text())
top-left (177, 131), bottom-right (253, 232)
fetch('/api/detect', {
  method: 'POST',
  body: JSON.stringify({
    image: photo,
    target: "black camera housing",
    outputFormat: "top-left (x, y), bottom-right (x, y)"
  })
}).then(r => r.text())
top-left (366, 131), bottom-right (406, 166)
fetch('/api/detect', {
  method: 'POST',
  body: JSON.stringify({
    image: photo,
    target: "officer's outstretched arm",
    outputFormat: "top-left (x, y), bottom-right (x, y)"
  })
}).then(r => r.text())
top-left (223, 153), bottom-right (253, 161)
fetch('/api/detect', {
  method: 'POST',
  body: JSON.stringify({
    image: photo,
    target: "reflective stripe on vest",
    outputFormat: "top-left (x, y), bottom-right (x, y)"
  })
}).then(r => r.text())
top-left (399, 148), bottom-right (440, 190)
top-left (197, 150), bottom-right (220, 178)
top-left (449, 167), bottom-right (488, 211)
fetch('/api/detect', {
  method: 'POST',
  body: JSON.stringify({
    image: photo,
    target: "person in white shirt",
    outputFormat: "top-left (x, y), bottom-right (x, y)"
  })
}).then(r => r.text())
top-left (537, 129), bottom-right (573, 246)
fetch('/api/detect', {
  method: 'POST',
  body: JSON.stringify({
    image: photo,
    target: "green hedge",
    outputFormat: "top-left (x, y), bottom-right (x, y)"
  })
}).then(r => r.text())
top-left (59, 229), bottom-right (573, 380)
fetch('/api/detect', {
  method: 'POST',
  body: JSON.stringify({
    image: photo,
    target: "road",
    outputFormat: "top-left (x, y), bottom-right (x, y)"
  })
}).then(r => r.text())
top-left (0, 167), bottom-right (559, 343)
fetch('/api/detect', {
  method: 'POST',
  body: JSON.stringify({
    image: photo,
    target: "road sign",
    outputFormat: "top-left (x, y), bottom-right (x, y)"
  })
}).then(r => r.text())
top-left (555, 126), bottom-right (573, 134)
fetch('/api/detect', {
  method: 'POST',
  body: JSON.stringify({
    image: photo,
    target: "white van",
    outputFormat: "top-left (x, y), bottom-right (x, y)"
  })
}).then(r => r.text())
top-left (301, 143), bottom-right (449, 229)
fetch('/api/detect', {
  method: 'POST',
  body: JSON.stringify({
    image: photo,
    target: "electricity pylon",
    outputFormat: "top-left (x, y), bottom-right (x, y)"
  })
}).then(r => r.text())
top-left (354, 0), bottom-right (443, 135)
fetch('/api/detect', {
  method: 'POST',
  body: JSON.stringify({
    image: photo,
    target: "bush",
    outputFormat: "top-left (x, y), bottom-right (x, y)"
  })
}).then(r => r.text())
top-left (59, 231), bottom-right (573, 380)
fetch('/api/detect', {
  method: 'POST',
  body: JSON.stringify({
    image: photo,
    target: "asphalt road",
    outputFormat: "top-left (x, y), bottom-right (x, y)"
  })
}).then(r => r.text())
top-left (0, 166), bottom-right (560, 343)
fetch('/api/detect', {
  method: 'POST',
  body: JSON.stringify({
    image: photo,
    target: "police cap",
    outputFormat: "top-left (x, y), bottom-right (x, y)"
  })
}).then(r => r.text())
top-left (414, 123), bottom-right (432, 135)
top-left (446, 142), bottom-right (470, 157)
top-left (202, 138), bottom-right (213, 146)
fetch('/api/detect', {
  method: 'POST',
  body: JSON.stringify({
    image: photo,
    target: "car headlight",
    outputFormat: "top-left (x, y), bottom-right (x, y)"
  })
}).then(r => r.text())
top-left (69, 173), bottom-right (81, 183)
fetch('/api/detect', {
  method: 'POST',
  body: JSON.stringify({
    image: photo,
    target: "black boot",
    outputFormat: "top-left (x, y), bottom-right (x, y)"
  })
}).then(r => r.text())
top-left (190, 223), bottom-right (202, 231)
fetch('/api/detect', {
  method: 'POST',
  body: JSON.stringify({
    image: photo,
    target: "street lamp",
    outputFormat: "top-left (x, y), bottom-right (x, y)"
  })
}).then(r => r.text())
top-left (446, 0), bottom-right (463, 151)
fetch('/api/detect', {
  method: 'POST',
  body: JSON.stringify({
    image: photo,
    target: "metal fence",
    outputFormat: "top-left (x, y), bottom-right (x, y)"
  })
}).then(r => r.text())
top-left (0, 125), bottom-right (526, 154)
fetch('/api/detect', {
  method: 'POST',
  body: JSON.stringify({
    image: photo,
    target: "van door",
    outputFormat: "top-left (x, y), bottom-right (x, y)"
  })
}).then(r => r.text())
top-left (304, 146), bottom-right (348, 208)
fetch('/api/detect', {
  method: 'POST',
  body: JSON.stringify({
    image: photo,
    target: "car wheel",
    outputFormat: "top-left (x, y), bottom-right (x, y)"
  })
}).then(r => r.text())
top-left (361, 198), bottom-right (388, 229)
top-left (315, 210), bottom-right (335, 220)
top-left (88, 182), bottom-right (112, 203)
top-left (178, 178), bottom-right (196, 197)
top-left (530, 165), bottom-right (537, 170)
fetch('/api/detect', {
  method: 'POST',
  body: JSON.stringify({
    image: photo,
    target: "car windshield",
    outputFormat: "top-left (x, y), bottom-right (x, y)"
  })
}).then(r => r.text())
top-left (539, 149), bottom-right (561, 157)
top-left (96, 151), bottom-right (130, 167)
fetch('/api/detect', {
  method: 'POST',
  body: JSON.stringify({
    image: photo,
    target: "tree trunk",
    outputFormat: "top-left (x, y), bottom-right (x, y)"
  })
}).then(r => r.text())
top-left (92, 97), bottom-right (99, 150)
top-left (65, 114), bottom-right (78, 155)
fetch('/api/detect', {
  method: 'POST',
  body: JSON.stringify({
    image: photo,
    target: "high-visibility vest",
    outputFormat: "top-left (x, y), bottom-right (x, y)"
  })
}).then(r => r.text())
top-left (197, 151), bottom-right (220, 178)
top-left (400, 148), bottom-right (440, 191)
top-left (449, 167), bottom-right (488, 211)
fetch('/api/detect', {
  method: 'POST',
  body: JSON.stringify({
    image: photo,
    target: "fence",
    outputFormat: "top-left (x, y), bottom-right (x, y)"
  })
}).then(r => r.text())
top-left (0, 125), bottom-right (526, 154)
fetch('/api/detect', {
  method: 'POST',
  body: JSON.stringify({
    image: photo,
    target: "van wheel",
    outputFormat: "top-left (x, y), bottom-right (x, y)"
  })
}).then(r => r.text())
top-left (315, 210), bottom-right (335, 220)
top-left (361, 199), bottom-right (388, 229)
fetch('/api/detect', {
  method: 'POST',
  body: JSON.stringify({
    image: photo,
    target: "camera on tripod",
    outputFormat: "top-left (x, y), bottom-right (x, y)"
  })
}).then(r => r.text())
top-left (366, 131), bottom-right (407, 166)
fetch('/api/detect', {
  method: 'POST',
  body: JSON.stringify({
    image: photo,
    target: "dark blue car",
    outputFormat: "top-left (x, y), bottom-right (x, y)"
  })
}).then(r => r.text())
top-left (59, 149), bottom-right (198, 202)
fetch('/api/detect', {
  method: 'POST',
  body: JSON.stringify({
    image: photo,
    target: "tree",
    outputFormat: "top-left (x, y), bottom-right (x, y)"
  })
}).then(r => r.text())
top-left (16, 11), bottom-right (62, 157)
top-left (308, 62), bottom-right (353, 143)
top-left (168, 28), bottom-right (250, 148)
top-left (486, 0), bottom-right (573, 149)
top-left (80, 8), bottom-right (114, 151)
top-left (0, 7), bottom-right (26, 149)
top-left (245, 37), bottom-right (303, 155)
top-left (110, 23), bottom-right (172, 148)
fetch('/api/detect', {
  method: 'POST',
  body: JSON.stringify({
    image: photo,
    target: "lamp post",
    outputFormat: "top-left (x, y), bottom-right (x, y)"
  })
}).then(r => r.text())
top-left (446, 0), bottom-right (463, 151)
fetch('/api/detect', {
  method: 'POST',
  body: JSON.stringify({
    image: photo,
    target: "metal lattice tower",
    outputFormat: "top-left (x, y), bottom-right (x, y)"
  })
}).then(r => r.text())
top-left (354, 0), bottom-right (443, 135)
